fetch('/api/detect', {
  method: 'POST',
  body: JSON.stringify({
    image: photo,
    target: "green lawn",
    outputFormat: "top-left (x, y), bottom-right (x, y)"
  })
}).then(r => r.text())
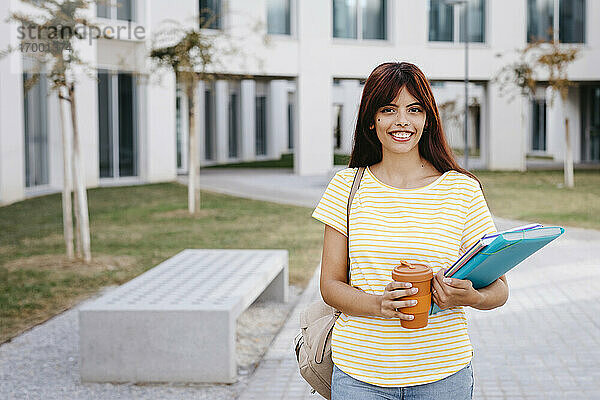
top-left (475, 169), bottom-right (600, 230)
top-left (0, 183), bottom-right (324, 343)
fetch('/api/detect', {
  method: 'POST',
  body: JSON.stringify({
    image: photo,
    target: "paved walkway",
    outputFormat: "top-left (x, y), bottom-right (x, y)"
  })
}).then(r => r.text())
top-left (193, 168), bottom-right (600, 400)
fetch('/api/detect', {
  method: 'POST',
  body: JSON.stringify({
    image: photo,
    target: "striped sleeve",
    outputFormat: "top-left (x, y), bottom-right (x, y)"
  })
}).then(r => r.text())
top-left (460, 183), bottom-right (497, 253)
top-left (311, 169), bottom-right (353, 237)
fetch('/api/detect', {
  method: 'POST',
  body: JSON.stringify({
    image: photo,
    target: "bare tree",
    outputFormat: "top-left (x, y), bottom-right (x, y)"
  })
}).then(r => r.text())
top-left (149, 6), bottom-right (265, 214)
top-left (4, 0), bottom-right (97, 261)
top-left (150, 25), bottom-right (214, 214)
top-left (495, 39), bottom-right (579, 188)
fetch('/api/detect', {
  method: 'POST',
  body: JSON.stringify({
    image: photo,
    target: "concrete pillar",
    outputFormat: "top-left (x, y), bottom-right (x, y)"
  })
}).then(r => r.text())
top-left (340, 79), bottom-right (361, 155)
top-left (215, 79), bottom-right (229, 163)
top-left (268, 79), bottom-right (289, 159)
top-left (0, 3), bottom-right (25, 205)
top-left (144, 70), bottom-right (177, 182)
top-left (487, 82), bottom-right (526, 171)
top-left (546, 87), bottom-right (563, 162)
top-left (569, 87), bottom-right (581, 164)
top-left (71, 5), bottom-right (99, 188)
top-left (295, 0), bottom-right (333, 176)
top-left (240, 79), bottom-right (256, 161)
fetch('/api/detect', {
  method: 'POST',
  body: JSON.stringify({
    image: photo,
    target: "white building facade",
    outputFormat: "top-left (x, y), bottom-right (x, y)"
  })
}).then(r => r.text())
top-left (0, 0), bottom-right (598, 205)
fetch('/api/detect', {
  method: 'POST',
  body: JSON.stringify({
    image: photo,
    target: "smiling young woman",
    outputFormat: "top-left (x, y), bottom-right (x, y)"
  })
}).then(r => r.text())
top-left (312, 62), bottom-right (509, 399)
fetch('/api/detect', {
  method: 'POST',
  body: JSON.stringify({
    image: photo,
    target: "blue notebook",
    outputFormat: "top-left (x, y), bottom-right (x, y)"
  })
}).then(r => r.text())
top-left (429, 225), bottom-right (565, 315)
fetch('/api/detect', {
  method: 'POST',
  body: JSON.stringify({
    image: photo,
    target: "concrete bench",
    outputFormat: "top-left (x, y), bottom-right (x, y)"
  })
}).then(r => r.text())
top-left (79, 249), bottom-right (288, 383)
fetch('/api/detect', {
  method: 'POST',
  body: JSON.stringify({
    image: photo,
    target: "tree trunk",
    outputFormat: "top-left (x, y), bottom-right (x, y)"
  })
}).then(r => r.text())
top-left (68, 84), bottom-right (92, 262)
top-left (564, 116), bottom-right (574, 188)
top-left (73, 177), bottom-right (82, 257)
top-left (187, 79), bottom-right (200, 214)
top-left (58, 90), bottom-right (74, 259)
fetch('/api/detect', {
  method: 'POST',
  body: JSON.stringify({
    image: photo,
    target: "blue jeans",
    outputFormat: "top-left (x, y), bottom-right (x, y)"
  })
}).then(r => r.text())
top-left (331, 362), bottom-right (474, 400)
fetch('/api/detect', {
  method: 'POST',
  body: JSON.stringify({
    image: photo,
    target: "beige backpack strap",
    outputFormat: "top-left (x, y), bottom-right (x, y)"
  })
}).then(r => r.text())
top-left (346, 167), bottom-right (365, 283)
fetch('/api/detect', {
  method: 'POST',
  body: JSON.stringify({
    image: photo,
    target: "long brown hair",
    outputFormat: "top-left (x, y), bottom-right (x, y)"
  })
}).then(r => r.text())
top-left (348, 62), bottom-right (482, 188)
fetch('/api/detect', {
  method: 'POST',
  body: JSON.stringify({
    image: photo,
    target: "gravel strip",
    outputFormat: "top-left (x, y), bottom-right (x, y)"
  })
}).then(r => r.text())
top-left (0, 285), bottom-right (301, 400)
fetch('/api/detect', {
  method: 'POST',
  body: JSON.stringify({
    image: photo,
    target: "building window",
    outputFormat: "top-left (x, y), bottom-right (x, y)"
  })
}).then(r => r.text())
top-left (428, 0), bottom-right (453, 41)
top-left (204, 88), bottom-right (215, 160)
top-left (255, 96), bottom-right (267, 156)
top-left (97, 2), bottom-right (110, 18)
top-left (580, 86), bottom-right (599, 162)
top-left (287, 102), bottom-right (294, 150)
top-left (459, 0), bottom-right (485, 42)
top-left (559, 0), bottom-right (585, 43)
top-left (527, 0), bottom-right (554, 42)
top-left (362, 0), bottom-right (386, 40)
top-left (175, 89), bottom-right (190, 171)
top-left (176, 94), bottom-right (182, 169)
top-left (429, 0), bottom-right (485, 43)
top-left (98, 70), bottom-right (138, 178)
top-left (228, 92), bottom-right (239, 158)
top-left (333, 0), bottom-right (387, 40)
top-left (267, 0), bottom-right (291, 35)
top-left (527, 0), bottom-right (585, 43)
top-left (200, 0), bottom-right (222, 29)
top-left (333, 104), bottom-right (342, 150)
top-left (531, 98), bottom-right (547, 151)
top-left (333, 0), bottom-right (357, 38)
top-left (23, 71), bottom-right (49, 187)
top-left (97, 0), bottom-right (134, 22)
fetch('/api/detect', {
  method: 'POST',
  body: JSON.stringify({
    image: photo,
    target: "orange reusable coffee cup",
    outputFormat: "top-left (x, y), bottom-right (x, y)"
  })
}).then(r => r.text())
top-left (391, 261), bottom-right (434, 329)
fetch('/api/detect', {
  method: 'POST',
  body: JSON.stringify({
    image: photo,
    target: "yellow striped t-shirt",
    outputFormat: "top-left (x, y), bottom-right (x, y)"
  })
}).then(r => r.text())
top-left (311, 166), bottom-right (497, 387)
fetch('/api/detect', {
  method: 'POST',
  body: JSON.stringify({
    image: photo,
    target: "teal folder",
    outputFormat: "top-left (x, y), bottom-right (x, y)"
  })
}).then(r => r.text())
top-left (429, 226), bottom-right (565, 315)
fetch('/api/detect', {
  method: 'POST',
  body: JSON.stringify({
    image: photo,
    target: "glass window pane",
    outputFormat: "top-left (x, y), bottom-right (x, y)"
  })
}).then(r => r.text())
top-left (97, 1), bottom-right (110, 18)
top-left (333, 0), bottom-right (357, 39)
top-left (228, 92), bottom-right (238, 158)
top-left (35, 74), bottom-right (48, 186)
top-left (200, 0), bottom-right (221, 29)
top-left (23, 73), bottom-right (31, 186)
top-left (267, 0), bottom-right (291, 35)
top-left (287, 102), bottom-right (294, 150)
top-left (333, 104), bottom-right (342, 149)
top-left (116, 0), bottom-right (133, 21)
top-left (205, 89), bottom-right (214, 160)
top-left (559, 0), bottom-right (585, 43)
top-left (176, 93), bottom-right (182, 169)
top-left (98, 71), bottom-right (113, 178)
top-left (23, 71), bottom-right (49, 187)
top-left (255, 96), bottom-right (267, 156)
top-left (527, 0), bottom-right (553, 42)
top-left (459, 0), bottom-right (485, 43)
top-left (361, 0), bottom-right (386, 40)
top-left (429, 0), bottom-right (453, 42)
top-left (118, 73), bottom-right (136, 177)
top-left (531, 99), bottom-right (547, 151)
top-left (589, 87), bottom-right (600, 161)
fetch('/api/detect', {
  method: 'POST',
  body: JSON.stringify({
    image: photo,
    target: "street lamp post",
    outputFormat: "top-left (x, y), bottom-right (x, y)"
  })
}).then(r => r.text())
top-left (446, 0), bottom-right (469, 170)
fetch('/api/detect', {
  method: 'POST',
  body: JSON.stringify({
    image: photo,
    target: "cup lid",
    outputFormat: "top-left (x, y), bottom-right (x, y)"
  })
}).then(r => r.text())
top-left (392, 261), bottom-right (433, 282)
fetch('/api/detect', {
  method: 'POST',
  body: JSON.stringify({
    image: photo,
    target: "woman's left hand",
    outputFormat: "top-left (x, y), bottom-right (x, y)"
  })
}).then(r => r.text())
top-left (431, 269), bottom-right (484, 309)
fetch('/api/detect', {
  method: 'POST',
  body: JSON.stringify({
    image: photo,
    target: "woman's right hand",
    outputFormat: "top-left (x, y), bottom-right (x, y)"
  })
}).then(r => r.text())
top-left (380, 281), bottom-right (419, 320)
